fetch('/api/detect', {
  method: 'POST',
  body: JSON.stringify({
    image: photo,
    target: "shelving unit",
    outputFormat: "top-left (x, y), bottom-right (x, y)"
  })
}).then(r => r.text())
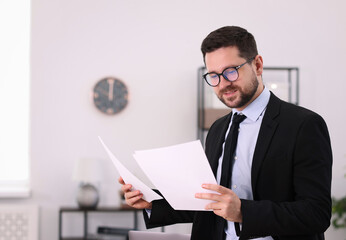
top-left (59, 206), bottom-right (139, 240)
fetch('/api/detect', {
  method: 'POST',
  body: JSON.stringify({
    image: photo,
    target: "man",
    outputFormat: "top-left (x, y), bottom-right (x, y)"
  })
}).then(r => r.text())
top-left (120, 26), bottom-right (332, 240)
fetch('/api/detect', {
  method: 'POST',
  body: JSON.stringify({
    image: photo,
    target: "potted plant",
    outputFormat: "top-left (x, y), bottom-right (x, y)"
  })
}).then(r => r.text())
top-left (332, 172), bottom-right (346, 229)
top-left (332, 195), bottom-right (346, 228)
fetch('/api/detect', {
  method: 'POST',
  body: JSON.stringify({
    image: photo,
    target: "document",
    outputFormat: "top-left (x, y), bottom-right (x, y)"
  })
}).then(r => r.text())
top-left (98, 136), bottom-right (162, 202)
top-left (134, 140), bottom-right (218, 211)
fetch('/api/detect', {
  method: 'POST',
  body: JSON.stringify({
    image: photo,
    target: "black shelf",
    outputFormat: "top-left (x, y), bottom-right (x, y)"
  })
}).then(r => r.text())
top-left (59, 206), bottom-right (139, 240)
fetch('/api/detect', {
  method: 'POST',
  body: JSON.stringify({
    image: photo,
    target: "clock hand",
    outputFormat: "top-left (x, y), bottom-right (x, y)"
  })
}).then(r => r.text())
top-left (108, 78), bottom-right (114, 101)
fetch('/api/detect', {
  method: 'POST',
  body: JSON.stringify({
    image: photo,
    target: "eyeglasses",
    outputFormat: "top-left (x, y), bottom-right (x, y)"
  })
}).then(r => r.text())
top-left (203, 57), bottom-right (255, 87)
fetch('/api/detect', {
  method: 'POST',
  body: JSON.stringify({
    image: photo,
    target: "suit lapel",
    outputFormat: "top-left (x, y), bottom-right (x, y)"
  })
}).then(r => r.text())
top-left (251, 93), bottom-right (281, 193)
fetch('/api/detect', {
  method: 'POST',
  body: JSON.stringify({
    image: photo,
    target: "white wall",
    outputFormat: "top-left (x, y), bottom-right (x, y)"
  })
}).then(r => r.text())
top-left (1, 0), bottom-right (346, 239)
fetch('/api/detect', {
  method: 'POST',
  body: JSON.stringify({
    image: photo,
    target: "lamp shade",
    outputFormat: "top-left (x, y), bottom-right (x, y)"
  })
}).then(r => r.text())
top-left (72, 158), bottom-right (103, 183)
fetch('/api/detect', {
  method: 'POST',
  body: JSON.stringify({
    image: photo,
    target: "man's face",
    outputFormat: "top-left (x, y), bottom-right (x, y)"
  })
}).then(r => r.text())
top-left (205, 46), bottom-right (263, 110)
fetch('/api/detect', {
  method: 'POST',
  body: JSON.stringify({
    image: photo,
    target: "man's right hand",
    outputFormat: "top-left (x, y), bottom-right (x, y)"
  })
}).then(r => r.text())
top-left (118, 177), bottom-right (152, 209)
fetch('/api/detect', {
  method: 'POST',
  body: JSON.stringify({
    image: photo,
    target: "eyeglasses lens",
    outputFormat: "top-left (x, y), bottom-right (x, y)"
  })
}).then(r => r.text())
top-left (223, 68), bottom-right (238, 81)
top-left (206, 73), bottom-right (219, 86)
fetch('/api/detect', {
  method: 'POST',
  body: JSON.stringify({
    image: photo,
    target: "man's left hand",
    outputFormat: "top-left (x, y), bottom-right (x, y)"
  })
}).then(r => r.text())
top-left (195, 184), bottom-right (242, 222)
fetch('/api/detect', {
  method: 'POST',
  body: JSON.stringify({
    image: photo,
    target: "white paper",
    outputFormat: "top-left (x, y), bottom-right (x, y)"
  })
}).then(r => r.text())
top-left (98, 136), bottom-right (162, 202)
top-left (134, 140), bottom-right (218, 211)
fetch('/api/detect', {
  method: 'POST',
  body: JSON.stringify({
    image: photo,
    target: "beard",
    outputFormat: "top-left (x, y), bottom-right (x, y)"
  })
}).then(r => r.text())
top-left (217, 73), bottom-right (259, 109)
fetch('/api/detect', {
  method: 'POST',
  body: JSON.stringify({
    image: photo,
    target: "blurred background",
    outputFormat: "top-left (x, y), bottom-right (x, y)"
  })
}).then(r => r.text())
top-left (0, 0), bottom-right (345, 239)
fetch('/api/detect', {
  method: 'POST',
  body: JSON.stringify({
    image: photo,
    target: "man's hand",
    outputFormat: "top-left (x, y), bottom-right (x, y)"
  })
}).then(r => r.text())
top-left (195, 184), bottom-right (242, 222)
top-left (118, 177), bottom-right (152, 209)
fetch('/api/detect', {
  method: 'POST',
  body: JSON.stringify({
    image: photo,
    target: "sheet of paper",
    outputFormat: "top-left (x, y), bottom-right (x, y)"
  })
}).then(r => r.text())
top-left (134, 140), bottom-right (218, 211)
top-left (98, 136), bottom-right (162, 202)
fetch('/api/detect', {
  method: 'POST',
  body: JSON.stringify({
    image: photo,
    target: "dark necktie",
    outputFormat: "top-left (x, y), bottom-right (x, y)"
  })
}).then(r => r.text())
top-left (220, 113), bottom-right (247, 188)
top-left (215, 113), bottom-right (247, 240)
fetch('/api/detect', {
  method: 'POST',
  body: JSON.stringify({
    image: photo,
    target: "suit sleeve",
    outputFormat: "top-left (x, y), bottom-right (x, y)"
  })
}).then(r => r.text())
top-left (239, 114), bottom-right (332, 238)
top-left (143, 195), bottom-right (195, 229)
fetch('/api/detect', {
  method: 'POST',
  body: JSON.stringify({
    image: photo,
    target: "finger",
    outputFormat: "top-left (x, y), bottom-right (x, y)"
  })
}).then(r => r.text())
top-left (132, 198), bottom-right (151, 209)
top-left (213, 209), bottom-right (236, 222)
top-left (202, 184), bottom-right (231, 194)
top-left (125, 190), bottom-right (141, 200)
top-left (212, 209), bottom-right (226, 218)
top-left (118, 177), bottom-right (125, 185)
top-left (121, 183), bottom-right (132, 193)
top-left (205, 202), bottom-right (222, 211)
top-left (127, 193), bottom-right (144, 206)
top-left (195, 192), bottom-right (222, 201)
top-left (204, 204), bottom-right (227, 220)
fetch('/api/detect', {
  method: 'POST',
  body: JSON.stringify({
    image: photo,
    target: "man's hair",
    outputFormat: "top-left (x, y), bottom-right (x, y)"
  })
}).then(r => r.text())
top-left (201, 26), bottom-right (258, 62)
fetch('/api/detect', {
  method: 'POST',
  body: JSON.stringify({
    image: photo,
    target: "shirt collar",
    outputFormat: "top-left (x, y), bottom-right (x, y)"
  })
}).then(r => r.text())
top-left (233, 87), bottom-right (270, 122)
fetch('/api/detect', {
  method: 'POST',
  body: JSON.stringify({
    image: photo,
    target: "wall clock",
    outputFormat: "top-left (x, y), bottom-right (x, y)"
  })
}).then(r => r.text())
top-left (93, 77), bottom-right (129, 115)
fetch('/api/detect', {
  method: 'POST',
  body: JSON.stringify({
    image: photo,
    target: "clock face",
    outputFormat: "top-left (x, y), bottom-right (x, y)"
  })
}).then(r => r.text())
top-left (93, 77), bottom-right (128, 115)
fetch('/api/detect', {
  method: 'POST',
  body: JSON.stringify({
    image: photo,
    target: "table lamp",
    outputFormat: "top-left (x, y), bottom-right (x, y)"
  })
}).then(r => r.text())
top-left (72, 158), bottom-right (102, 209)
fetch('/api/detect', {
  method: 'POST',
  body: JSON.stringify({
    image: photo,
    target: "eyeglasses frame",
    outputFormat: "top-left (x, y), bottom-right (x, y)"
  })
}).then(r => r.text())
top-left (203, 57), bottom-right (255, 87)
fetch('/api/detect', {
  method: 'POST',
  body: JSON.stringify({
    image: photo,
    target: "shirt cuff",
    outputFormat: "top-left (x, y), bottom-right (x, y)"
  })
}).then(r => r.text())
top-left (145, 208), bottom-right (152, 218)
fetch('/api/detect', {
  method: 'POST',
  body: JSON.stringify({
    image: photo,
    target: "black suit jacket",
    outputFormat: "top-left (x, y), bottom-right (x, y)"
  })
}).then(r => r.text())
top-left (144, 93), bottom-right (332, 240)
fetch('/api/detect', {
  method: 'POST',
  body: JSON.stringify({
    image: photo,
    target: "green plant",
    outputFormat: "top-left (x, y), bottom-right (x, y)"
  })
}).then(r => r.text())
top-left (332, 172), bottom-right (346, 229)
top-left (332, 196), bottom-right (346, 228)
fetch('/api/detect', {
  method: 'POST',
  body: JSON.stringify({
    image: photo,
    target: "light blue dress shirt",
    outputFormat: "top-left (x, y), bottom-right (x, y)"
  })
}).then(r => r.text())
top-left (216, 87), bottom-right (273, 240)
